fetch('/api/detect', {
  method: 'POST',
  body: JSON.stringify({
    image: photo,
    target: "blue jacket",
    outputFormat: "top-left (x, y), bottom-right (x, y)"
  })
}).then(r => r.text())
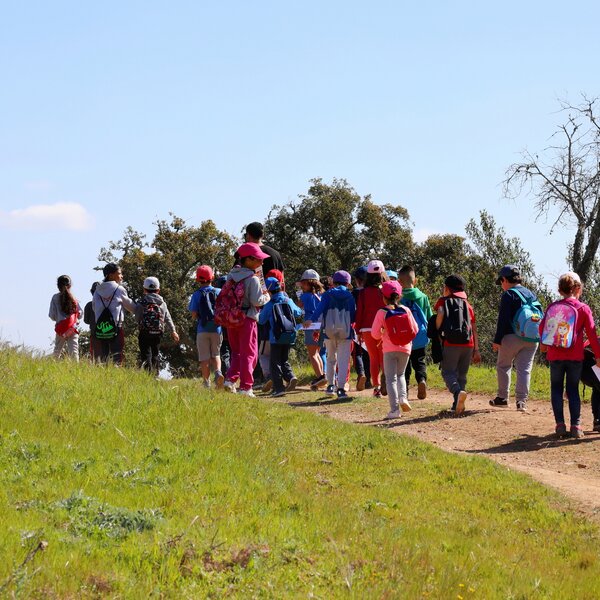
top-left (258, 292), bottom-right (303, 344)
top-left (311, 285), bottom-right (356, 340)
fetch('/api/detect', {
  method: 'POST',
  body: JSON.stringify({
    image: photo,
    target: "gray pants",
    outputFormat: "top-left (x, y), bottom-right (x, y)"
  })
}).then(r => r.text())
top-left (324, 338), bottom-right (352, 388)
top-left (53, 334), bottom-right (79, 361)
top-left (441, 346), bottom-right (473, 395)
top-left (383, 351), bottom-right (410, 412)
top-left (496, 334), bottom-right (538, 401)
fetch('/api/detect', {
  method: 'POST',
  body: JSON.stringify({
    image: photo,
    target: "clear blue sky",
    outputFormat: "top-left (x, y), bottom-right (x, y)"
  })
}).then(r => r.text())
top-left (1, 1), bottom-right (598, 351)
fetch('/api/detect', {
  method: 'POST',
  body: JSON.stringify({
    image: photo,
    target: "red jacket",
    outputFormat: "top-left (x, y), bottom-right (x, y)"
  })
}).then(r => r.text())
top-left (355, 286), bottom-right (386, 331)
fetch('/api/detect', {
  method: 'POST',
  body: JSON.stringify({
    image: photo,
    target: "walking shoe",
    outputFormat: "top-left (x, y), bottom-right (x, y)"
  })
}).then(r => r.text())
top-left (337, 388), bottom-right (349, 399)
top-left (594, 419), bottom-right (600, 433)
top-left (238, 389), bottom-right (256, 398)
top-left (384, 409), bottom-right (400, 420)
top-left (202, 379), bottom-right (211, 389)
top-left (570, 425), bottom-right (585, 439)
top-left (286, 377), bottom-right (298, 392)
top-left (456, 391), bottom-right (467, 415)
top-left (223, 380), bottom-right (236, 393)
top-left (310, 375), bottom-right (327, 391)
top-left (214, 370), bottom-right (225, 389)
top-left (325, 384), bottom-right (336, 396)
top-left (373, 387), bottom-right (382, 398)
top-left (262, 379), bottom-right (273, 393)
top-left (380, 375), bottom-right (387, 396)
top-left (365, 379), bottom-right (373, 390)
top-left (489, 397), bottom-right (508, 407)
top-left (516, 400), bottom-right (527, 412)
top-left (271, 390), bottom-right (286, 398)
top-left (417, 380), bottom-right (427, 400)
top-left (555, 423), bottom-right (567, 437)
top-left (401, 400), bottom-right (412, 413)
top-left (356, 374), bottom-right (367, 391)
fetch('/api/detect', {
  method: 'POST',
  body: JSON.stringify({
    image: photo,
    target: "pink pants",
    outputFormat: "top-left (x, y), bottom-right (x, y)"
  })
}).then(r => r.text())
top-left (226, 317), bottom-right (258, 391)
top-left (362, 331), bottom-right (383, 388)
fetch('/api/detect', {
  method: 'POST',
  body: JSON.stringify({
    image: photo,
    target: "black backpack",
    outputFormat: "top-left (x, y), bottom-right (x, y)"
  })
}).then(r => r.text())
top-left (139, 295), bottom-right (165, 336)
top-left (95, 288), bottom-right (118, 340)
top-left (440, 296), bottom-right (472, 344)
top-left (271, 301), bottom-right (297, 344)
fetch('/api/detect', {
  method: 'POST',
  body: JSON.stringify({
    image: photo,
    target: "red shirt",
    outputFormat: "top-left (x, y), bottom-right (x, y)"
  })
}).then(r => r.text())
top-left (355, 286), bottom-right (386, 331)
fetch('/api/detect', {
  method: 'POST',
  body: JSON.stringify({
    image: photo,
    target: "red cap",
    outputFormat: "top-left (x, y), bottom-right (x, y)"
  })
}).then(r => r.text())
top-left (196, 265), bottom-right (214, 282)
top-left (265, 269), bottom-right (284, 282)
top-left (237, 242), bottom-right (269, 260)
top-left (382, 280), bottom-right (403, 297)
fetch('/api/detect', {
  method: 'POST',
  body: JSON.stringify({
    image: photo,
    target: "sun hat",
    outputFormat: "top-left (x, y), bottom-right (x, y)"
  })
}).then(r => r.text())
top-left (495, 265), bottom-right (520, 285)
top-left (367, 259), bottom-right (385, 274)
top-left (332, 270), bottom-right (351, 285)
top-left (236, 242), bottom-right (270, 260)
top-left (196, 265), bottom-right (214, 282)
top-left (265, 277), bottom-right (281, 292)
top-left (144, 276), bottom-right (160, 291)
top-left (299, 269), bottom-right (319, 281)
top-left (382, 280), bottom-right (403, 297)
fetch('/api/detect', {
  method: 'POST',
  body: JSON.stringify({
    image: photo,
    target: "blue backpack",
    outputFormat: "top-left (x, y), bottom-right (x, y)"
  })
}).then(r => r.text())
top-left (198, 287), bottom-right (218, 332)
top-left (400, 298), bottom-right (429, 350)
top-left (511, 288), bottom-right (543, 343)
top-left (271, 300), bottom-right (297, 344)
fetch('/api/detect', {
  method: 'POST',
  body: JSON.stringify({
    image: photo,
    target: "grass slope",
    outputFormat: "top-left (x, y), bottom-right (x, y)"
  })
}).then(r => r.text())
top-left (1, 349), bottom-right (600, 598)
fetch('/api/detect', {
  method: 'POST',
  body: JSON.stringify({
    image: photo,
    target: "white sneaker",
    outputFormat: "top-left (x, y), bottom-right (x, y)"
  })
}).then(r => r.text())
top-left (456, 390), bottom-right (467, 415)
top-left (384, 410), bottom-right (400, 420)
top-left (401, 400), bottom-right (412, 412)
top-left (238, 389), bottom-right (256, 397)
top-left (223, 380), bottom-right (236, 393)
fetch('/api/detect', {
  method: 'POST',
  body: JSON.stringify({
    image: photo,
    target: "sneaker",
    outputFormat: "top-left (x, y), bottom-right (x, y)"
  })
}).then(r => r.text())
top-left (310, 375), bottom-right (327, 391)
top-left (238, 389), bottom-right (256, 398)
top-left (555, 423), bottom-right (567, 437)
top-left (337, 388), bottom-right (349, 399)
top-left (380, 376), bottom-right (387, 396)
top-left (223, 380), bottom-right (236, 393)
top-left (373, 387), bottom-right (382, 398)
top-left (400, 400), bottom-right (412, 413)
top-left (594, 420), bottom-right (600, 433)
top-left (489, 397), bottom-right (508, 407)
top-left (286, 377), bottom-right (298, 392)
top-left (417, 381), bottom-right (427, 400)
top-left (325, 384), bottom-right (336, 397)
top-left (271, 390), bottom-right (286, 398)
top-left (516, 400), bottom-right (527, 412)
top-left (262, 379), bottom-right (273, 393)
top-left (365, 379), bottom-right (373, 390)
top-left (570, 425), bottom-right (585, 439)
top-left (202, 379), bottom-right (211, 389)
top-left (214, 371), bottom-right (224, 389)
top-left (384, 410), bottom-right (400, 420)
top-left (356, 374), bottom-right (367, 391)
top-left (456, 391), bottom-right (467, 415)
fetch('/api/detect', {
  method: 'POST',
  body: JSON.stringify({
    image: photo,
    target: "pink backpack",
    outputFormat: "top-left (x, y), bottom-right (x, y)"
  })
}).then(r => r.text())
top-left (214, 276), bottom-right (250, 328)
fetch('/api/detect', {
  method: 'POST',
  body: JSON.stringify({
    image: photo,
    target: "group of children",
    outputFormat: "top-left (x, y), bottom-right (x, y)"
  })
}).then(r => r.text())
top-left (49, 242), bottom-right (600, 436)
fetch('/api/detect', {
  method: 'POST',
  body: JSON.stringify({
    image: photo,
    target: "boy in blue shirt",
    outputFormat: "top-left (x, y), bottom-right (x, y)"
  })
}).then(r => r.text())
top-left (189, 265), bottom-right (223, 389)
top-left (258, 277), bottom-right (303, 397)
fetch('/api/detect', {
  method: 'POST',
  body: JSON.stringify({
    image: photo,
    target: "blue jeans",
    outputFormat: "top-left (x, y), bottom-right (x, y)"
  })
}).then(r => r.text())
top-left (550, 360), bottom-right (583, 426)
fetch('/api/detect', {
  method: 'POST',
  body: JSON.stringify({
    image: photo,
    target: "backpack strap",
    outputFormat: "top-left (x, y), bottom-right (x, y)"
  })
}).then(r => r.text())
top-left (98, 286), bottom-right (119, 310)
top-left (510, 287), bottom-right (529, 305)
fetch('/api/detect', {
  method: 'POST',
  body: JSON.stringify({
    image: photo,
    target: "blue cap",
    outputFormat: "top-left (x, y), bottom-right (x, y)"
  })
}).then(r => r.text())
top-left (386, 270), bottom-right (398, 280)
top-left (265, 277), bottom-right (281, 292)
top-left (353, 266), bottom-right (368, 280)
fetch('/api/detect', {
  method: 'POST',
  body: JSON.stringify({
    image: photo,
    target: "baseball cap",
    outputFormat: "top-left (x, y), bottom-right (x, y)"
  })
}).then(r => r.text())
top-left (265, 276), bottom-right (281, 292)
top-left (495, 265), bottom-right (520, 285)
top-left (236, 242), bottom-right (270, 260)
top-left (196, 265), bottom-right (214, 282)
top-left (144, 276), bottom-right (160, 291)
top-left (266, 269), bottom-right (284, 282)
top-left (367, 259), bottom-right (385, 274)
top-left (444, 274), bottom-right (466, 292)
top-left (382, 280), bottom-right (403, 297)
top-left (353, 266), bottom-right (368, 280)
top-left (386, 270), bottom-right (398, 280)
top-left (332, 270), bottom-right (351, 285)
top-left (299, 269), bottom-right (319, 281)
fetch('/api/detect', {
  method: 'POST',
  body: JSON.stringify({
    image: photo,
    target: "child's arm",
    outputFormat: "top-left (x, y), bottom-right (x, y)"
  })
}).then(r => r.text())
top-left (247, 277), bottom-right (270, 308)
top-left (48, 298), bottom-right (57, 322)
top-left (305, 294), bottom-right (328, 326)
top-left (258, 302), bottom-right (272, 325)
top-left (370, 309), bottom-right (385, 341)
top-left (287, 298), bottom-right (303, 319)
top-left (583, 307), bottom-right (600, 365)
top-left (188, 292), bottom-right (199, 321)
top-left (162, 304), bottom-right (180, 342)
top-left (471, 319), bottom-right (481, 364)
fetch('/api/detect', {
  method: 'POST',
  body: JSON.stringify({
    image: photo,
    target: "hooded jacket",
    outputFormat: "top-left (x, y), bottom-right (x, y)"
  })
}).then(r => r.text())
top-left (92, 281), bottom-right (136, 327)
top-left (227, 266), bottom-right (270, 321)
top-left (401, 287), bottom-right (434, 321)
top-left (311, 285), bottom-right (356, 340)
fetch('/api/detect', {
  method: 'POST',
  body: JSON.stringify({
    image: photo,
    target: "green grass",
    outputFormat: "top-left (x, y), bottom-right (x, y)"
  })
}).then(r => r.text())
top-left (2, 349), bottom-right (600, 598)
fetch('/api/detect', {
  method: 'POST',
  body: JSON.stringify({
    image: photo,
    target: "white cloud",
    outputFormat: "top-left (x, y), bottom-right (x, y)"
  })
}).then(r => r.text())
top-left (0, 202), bottom-right (94, 231)
top-left (413, 227), bottom-right (445, 243)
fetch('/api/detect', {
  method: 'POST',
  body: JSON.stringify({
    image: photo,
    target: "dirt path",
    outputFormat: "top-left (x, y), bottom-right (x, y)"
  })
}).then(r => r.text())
top-left (275, 385), bottom-right (600, 521)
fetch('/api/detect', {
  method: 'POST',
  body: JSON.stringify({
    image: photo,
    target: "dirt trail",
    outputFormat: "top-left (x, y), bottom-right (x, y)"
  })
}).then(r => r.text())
top-left (276, 386), bottom-right (600, 521)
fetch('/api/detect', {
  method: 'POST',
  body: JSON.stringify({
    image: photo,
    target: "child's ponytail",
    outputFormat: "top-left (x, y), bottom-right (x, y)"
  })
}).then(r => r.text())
top-left (57, 275), bottom-right (77, 315)
top-left (385, 292), bottom-right (401, 307)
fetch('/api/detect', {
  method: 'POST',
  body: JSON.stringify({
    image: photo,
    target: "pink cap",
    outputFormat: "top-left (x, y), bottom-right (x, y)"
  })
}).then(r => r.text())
top-left (237, 242), bottom-right (270, 260)
top-left (367, 259), bottom-right (385, 274)
top-left (382, 280), bottom-right (403, 297)
top-left (196, 265), bottom-right (214, 281)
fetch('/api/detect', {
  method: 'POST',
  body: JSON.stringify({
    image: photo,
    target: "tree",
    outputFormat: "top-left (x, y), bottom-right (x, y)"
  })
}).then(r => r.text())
top-left (504, 95), bottom-right (600, 283)
top-left (97, 215), bottom-right (238, 375)
top-left (263, 178), bottom-right (414, 280)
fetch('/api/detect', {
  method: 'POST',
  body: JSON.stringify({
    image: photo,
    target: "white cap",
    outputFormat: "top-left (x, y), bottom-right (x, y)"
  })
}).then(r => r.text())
top-left (367, 259), bottom-right (385, 274)
top-left (299, 269), bottom-right (320, 281)
top-left (144, 276), bottom-right (160, 291)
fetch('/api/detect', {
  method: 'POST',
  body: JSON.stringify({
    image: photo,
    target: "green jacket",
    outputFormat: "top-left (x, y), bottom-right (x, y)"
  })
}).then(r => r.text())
top-left (401, 287), bottom-right (433, 321)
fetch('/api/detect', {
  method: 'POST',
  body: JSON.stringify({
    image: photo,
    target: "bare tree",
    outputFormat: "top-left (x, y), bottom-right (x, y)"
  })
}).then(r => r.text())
top-left (504, 96), bottom-right (600, 283)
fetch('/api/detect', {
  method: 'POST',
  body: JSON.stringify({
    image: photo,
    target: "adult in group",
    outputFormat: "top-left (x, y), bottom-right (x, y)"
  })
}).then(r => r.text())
top-left (236, 221), bottom-right (285, 276)
top-left (490, 265), bottom-right (541, 411)
top-left (93, 263), bottom-right (136, 365)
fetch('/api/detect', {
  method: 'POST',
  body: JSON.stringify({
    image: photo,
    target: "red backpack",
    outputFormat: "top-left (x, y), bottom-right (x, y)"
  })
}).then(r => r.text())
top-left (214, 276), bottom-right (251, 328)
top-left (383, 306), bottom-right (416, 346)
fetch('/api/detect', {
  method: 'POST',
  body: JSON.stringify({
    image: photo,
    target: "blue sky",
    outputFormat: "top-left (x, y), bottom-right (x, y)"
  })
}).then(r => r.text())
top-left (1, 1), bottom-right (599, 351)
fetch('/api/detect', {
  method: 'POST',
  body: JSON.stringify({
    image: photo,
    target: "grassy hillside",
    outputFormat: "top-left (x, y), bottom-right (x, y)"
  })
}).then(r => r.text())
top-left (1, 349), bottom-right (600, 598)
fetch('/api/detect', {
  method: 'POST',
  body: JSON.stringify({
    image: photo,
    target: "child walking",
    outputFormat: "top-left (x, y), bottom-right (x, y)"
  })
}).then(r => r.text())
top-left (49, 275), bottom-right (82, 361)
top-left (136, 277), bottom-right (179, 373)
top-left (434, 274), bottom-right (481, 414)
top-left (351, 266), bottom-right (371, 391)
top-left (539, 272), bottom-right (600, 438)
top-left (189, 265), bottom-right (224, 388)
top-left (371, 281), bottom-right (418, 419)
top-left (304, 270), bottom-right (356, 399)
top-left (258, 277), bottom-right (303, 397)
top-left (297, 269), bottom-right (326, 389)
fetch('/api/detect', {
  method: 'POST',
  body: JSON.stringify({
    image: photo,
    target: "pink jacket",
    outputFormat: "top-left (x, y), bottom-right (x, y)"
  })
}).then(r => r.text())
top-left (371, 306), bottom-right (418, 354)
top-left (538, 297), bottom-right (600, 361)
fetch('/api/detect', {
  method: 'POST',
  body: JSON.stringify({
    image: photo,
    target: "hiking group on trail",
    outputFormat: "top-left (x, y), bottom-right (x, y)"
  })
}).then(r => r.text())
top-left (49, 221), bottom-right (600, 439)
